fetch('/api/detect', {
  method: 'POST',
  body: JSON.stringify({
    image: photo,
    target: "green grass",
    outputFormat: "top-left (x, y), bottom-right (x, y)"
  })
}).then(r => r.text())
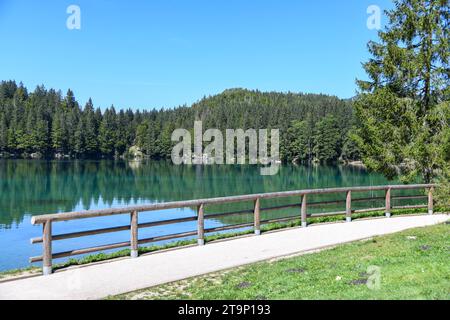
top-left (110, 222), bottom-right (450, 300)
top-left (0, 266), bottom-right (40, 280)
top-left (2, 207), bottom-right (448, 278)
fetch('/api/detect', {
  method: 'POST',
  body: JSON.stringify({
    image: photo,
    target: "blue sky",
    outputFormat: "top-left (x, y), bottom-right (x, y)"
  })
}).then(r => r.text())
top-left (0, 0), bottom-right (392, 110)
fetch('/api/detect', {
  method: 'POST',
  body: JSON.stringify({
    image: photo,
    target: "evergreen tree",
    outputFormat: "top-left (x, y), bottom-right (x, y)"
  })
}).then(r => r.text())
top-left (51, 108), bottom-right (66, 154)
top-left (115, 110), bottom-right (129, 155)
top-left (0, 114), bottom-right (7, 152)
top-left (98, 106), bottom-right (117, 156)
top-left (355, 0), bottom-right (449, 182)
top-left (83, 99), bottom-right (98, 156)
top-left (73, 117), bottom-right (85, 156)
top-left (141, 120), bottom-right (159, 157)
top-left (283, 120), bottom-right (310, 163)
top-left (135, 121), bottom-right (148, 152)
top-left (0, 80), bottom-right (17, 100)
top-left (341, 131), bottom-right (360, 161)
top-left (313, 115), bottom-right (341, 163)
top-left (159, 123), bottom-right (175, 159)
top-left (64, 89), bottom-right (77, 110)
top-left (0, 82), bottom-right (356, 161)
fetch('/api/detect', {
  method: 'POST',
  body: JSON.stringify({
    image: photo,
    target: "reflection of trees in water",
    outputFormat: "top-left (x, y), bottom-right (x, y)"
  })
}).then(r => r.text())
top-left (0, 160), bottom-right (405, 228)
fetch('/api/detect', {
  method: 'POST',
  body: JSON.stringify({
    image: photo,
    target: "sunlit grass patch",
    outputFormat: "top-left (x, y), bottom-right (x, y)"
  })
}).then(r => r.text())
top-left (110, 222), bottom-right (450, 300)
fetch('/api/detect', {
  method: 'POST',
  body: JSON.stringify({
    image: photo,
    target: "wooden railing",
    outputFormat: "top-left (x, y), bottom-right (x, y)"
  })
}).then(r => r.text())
top-left (30, 184), bottom-right (435, 275)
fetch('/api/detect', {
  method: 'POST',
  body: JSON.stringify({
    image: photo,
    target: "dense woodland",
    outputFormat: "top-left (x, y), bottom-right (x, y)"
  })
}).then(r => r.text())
top-left (0, 80), bottom-right (358, 163)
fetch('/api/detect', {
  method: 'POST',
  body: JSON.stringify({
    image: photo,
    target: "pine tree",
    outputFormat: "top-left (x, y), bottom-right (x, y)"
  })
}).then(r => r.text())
top-left (51, 109), bottom-right (66, 154)
top-left (83, 99), bottom-right (98, 156)
top-left (98, 106), bottom-right (117, 156)
top-left (115, 110), bottom-right (129, 155)
top-left (0, 114), bottom-right (7, 152)
top-left (0, 82), bottom-right (356, 161)
top-left (355, 0), bottom-right (449, 182)
top-left (313, 115), bottom-right (341, 163)
top-left (341, 131), bottom-right (360, 161)
top-left (73, 117), bottom-right (85, 156)
top-left (135, 120), bottom-right (148, 152)
top-left (34, 118), bottom-right (49, 154)
top-left (283, 120), bottom-right (310, 163)
top-left (64, 89), bottom-right (77, 110)
top-left (159, 123), bottom-right (175, 158)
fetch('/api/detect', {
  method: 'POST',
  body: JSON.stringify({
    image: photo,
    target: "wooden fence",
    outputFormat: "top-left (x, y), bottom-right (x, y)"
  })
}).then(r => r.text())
top-left (30, 184), bottom-right (435, 275)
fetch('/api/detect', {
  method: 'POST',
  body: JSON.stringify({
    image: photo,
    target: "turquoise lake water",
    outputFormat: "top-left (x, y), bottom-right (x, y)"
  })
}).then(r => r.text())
top-left (0, 160), bottom-right (424, 271)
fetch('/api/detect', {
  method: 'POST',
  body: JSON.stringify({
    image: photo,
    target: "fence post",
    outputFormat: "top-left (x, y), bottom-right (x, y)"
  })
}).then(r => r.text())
top-left (130, 211), bottom-right (138, 258)
top-left (254, 198), bottom-right (261, 235)
top-left (197, 204), bottom-right (205, 245)
top-left (42, 220), bottom-right (52, 275)
top-left (301, 194), bottom-right (307, 228)
top-left (385, 188), bottom-right (391, 218)
top-left (428, 187), bottom-right (434, 215)
top-left (346, 190), bottom-right (352, 222)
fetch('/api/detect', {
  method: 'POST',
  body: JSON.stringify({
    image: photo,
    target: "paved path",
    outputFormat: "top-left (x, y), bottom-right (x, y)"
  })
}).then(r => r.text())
top-left (0, 214), bottom-right (448, 300)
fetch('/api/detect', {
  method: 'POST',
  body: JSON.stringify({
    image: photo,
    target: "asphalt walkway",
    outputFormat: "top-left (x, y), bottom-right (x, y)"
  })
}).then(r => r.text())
top-left (0, 214), bottom-right (448, 300)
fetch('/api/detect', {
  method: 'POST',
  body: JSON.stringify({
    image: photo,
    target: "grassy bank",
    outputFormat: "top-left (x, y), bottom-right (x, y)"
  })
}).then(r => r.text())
top-left (0, 266), bottom-right (40, 281)
top-left (1, 207), bottom-right (448, 280)
top-left (111, 222), bottom-right (450, 300)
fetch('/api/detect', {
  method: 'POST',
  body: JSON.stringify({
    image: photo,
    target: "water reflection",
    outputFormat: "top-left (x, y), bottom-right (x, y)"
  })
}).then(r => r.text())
top-left (0, 160), bottom-right (424, 271)
top-left (0, 160), bottom-right (397, 228)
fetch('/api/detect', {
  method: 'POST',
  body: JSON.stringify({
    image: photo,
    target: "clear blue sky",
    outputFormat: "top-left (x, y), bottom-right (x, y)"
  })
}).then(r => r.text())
top-left (0, 0), bottom-right (392, 110)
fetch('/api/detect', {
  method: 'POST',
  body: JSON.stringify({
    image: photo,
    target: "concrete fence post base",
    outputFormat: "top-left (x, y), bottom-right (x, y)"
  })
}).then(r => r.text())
top-left (43, 266), bottom-right (52, 276)
top-left (130, 250), bottom-right (138, 258)
top-left (254, 230), bottom-right (261, 236)
top-left (198, 239), bottom-right (205, 246)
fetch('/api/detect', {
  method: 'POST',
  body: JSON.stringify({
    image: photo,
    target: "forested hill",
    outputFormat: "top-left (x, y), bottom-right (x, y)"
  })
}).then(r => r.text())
top-left (0, 81), bottom-right (359, 162)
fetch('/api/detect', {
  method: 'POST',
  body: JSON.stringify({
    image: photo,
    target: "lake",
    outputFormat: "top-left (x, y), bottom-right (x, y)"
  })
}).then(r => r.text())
top-left (0, 160), bottom-right (423, 271)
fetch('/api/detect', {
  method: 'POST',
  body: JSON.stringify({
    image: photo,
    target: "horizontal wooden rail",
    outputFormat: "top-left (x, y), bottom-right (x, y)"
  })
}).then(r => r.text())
top-left (30, 216), bottom-right (198, 244)
top-left (30, 194), bottom-right (427, 245)
top-left (30, 184), bottom-right (435, 275)
top-left (31, 185), bottom-right (434, 224)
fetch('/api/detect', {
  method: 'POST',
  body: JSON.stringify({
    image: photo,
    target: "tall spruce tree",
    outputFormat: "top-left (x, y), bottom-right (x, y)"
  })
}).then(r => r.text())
top-left (354, 0), bottom-right (449, 182)
top-left (51, 108), bottom-right (66, 154)
top-left (83, 99), bottom-right (99, 156)
top-left (98, 106), bottom-right (117, 156)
